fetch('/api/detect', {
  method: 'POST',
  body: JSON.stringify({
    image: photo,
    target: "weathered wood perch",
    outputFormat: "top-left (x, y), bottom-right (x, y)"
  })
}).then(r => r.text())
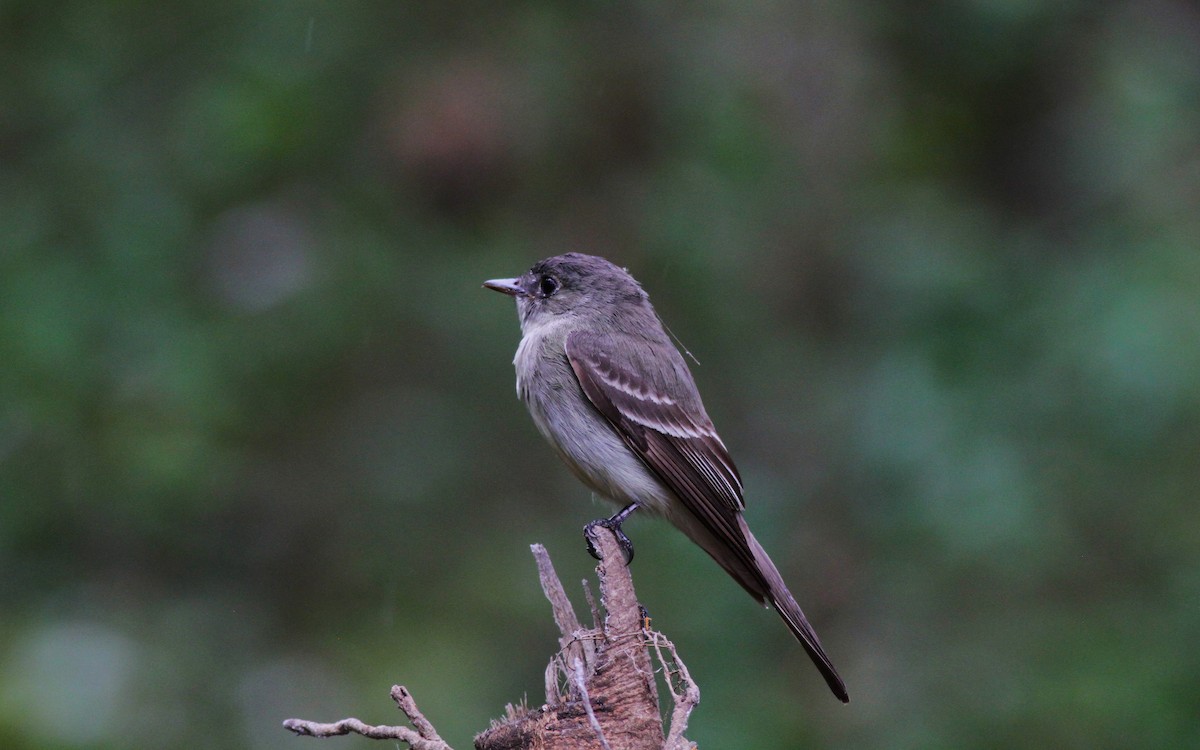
top-left (283, 526), bottom-right (699, 750)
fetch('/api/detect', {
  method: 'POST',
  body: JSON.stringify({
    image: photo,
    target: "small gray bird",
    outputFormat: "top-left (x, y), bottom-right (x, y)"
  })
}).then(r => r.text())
top-left (485, 252), bottom-right (848, 703)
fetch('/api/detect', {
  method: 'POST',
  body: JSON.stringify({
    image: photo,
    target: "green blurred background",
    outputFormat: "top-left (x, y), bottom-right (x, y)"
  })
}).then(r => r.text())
top-left (2, 2), bottom-right (1199, 748)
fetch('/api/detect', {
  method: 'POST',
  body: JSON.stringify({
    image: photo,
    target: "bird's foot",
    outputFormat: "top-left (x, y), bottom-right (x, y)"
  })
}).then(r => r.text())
top-left (584, 502), bottom-right (640, 565)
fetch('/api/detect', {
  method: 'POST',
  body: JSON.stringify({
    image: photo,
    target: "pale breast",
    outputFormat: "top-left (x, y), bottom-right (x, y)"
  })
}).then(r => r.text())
top-left (514, 326), bottom-right (672, 515)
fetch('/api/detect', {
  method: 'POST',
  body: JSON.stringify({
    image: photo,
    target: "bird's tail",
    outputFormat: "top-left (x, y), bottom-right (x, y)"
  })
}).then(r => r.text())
top-left (667, 506), bottom-right (849, 702)
top-left (743, 521), bottom-right (850, 703)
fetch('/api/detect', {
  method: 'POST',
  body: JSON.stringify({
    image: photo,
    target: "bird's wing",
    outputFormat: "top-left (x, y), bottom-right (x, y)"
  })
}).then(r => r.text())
top-left (565, 329), bottom-right (850, 703)
top-left (564, 330), bottom-right (755, 569)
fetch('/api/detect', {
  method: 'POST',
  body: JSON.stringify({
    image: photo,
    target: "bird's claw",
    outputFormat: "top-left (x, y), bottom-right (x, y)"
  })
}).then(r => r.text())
top-left (584, 517), bottom-right (636, 565)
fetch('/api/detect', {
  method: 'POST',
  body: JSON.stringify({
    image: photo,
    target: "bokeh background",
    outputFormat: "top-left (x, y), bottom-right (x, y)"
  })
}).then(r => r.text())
top-left (3, 2), bottom-right (1199, 748)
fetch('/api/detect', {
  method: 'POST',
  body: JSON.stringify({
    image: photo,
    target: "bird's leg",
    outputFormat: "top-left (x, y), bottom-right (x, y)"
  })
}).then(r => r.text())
top-left (584, 502), bottom-right (640, 565)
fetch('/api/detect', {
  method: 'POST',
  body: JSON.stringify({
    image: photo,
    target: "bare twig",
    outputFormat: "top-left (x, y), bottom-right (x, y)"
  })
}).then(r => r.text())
top-left (531, 543), bottom-right (596, 678)
top-left (282, 685), bottom-right (452, 750)
top-left (532, 544), bottom-right (582, 646)
top-left (571, 655), bottom-right (613, 750)
top-left (391, 685), bottom-right (447, 744)
top-left (651, 633), bottom-right (700, 750)
top-left (282, 717), bottom-right (423, 742)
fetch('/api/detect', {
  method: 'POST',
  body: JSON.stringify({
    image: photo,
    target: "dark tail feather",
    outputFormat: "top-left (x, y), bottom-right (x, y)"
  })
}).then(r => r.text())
top-left (745, 523), bottom-right (850, 703)
top-left (770, 584), bottom-right (850, 703)
top-left (668, 507), bottom-right (849, 702)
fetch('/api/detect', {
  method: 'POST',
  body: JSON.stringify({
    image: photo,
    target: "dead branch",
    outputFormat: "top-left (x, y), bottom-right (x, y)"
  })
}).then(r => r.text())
top-left (282, 526), bottom-right (698, 750)
top-left (283, 685), bottom-right (451, 750)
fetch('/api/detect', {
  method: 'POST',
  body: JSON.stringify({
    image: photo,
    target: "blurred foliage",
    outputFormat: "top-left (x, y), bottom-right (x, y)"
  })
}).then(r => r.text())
top-left (2, 1), bottom-right (1199, 748)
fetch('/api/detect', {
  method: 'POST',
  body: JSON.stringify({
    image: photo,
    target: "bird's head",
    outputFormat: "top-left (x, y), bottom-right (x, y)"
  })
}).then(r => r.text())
top-left (484, 252), bottom-right (649, 333)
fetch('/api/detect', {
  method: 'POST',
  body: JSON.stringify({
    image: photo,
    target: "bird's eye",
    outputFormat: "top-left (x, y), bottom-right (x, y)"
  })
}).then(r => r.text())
top-left (538, 275), bottom-right (559, 297)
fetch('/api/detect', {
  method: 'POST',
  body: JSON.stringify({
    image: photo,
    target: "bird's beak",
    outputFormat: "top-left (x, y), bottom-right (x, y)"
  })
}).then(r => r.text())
top-left (483, 277), bottom-right (526, 297)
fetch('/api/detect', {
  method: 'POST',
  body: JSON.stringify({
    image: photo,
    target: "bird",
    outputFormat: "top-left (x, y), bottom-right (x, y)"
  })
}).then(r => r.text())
top-left (484, 252), bottom-right (848, 703)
